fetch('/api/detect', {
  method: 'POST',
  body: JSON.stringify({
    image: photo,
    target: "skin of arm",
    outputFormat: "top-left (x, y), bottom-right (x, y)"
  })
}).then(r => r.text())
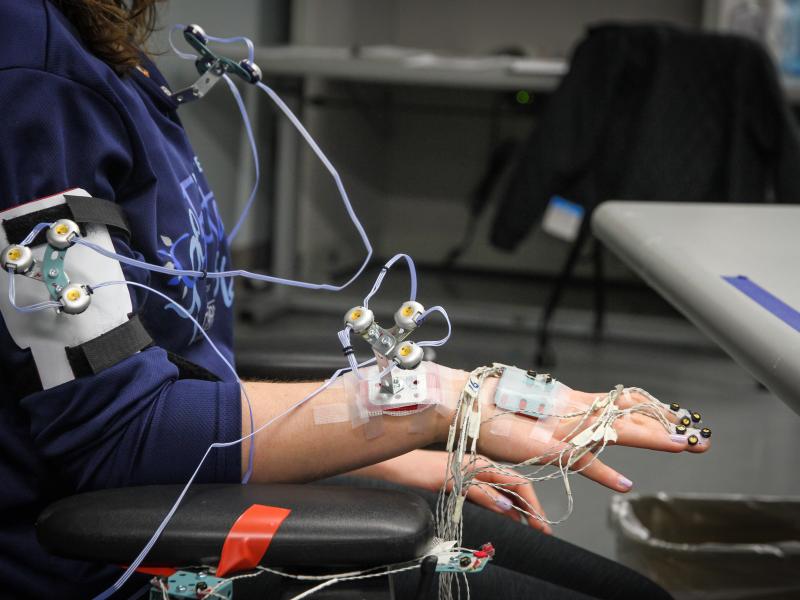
top-left (240, 365), bottom-right (468, 483)
top-left (242, 364), bottom-right (709, 490)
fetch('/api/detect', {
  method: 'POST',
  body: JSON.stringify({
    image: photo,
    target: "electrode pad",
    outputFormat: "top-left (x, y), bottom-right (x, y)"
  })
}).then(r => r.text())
top-left (494, 366), bottom-right (572, 416)
top-left (492, 365), bottom-right (572, 442)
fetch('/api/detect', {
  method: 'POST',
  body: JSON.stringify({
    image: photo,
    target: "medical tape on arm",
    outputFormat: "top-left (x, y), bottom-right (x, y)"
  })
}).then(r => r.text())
top-left (314, 361), bottom-right (452, 438)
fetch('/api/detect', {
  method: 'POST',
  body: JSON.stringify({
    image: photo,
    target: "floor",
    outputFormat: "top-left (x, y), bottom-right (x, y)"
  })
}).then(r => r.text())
top-left (233, 272), bottom-right (800, 595)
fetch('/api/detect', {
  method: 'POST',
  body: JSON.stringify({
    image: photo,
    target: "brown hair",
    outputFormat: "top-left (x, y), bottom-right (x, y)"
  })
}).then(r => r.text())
top-left (52, 0), bottom-right (164, 74)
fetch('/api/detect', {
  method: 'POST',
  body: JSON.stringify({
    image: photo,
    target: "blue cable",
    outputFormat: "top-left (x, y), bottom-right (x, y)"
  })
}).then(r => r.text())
top-left (222, 74), bottom-right (260, 243)
top-left (416, 306), bottom-right (452, 347)
top-left (363, 253), bottom-right (418, 309)
top-left (6, 268), bottom-right (61, 312)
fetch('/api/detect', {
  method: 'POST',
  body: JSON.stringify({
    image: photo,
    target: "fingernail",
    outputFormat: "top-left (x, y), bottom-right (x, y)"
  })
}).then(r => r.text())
top-left (495, 496), bottom-right (513, 511)
top-left (670, 434), bottom-right (687, 444)
top-left (618, 476), bottom-right (633, 490)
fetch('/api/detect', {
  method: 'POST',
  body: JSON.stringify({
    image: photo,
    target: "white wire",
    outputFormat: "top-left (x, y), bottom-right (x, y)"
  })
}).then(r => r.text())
top-left (288, 579), bottom-right (339, 600)
top-left (284, 563), bottom-right (422, 600)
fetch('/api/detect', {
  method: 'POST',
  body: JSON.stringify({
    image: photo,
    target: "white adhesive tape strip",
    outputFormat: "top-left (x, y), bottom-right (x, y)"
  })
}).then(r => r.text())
top-left (489, 415), bottom-right (514, 437)
top-left (529, 415), bottom-right (560, 443)
top-left (364, 415), bottom-right (385, 440)
top-left (313, 403), bottom-right (350, 425)
top-left (408, 408), bottom-right (432, 434)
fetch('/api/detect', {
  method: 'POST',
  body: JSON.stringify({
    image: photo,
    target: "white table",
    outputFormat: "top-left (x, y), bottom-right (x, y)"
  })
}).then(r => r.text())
top-left (592, 201), bottom-right (800, 415)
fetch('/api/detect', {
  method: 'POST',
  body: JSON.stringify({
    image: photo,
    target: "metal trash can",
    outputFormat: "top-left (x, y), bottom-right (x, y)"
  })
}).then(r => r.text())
top-left (609, 493), bottom-right (800, 600)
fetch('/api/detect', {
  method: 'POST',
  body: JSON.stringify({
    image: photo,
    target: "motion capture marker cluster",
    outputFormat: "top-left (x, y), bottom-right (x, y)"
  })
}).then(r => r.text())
top-left (169, 24), bottom-right (265, 105)
top-left (337, 299), bottom-right (443, 433)
top-left (343, 301), bottom-right (426, 372)
top-left (2, 219), bottom-right (92, 315)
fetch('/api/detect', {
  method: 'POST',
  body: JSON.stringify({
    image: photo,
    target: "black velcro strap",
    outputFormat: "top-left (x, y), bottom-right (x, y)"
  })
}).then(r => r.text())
top-left (165, 350), bottom-right (222, 382)
top-left (2, 204), bottom-right (72, 246)
top-left (66, 315), bottom-right (153, 377)
top-left (64, 195), bottom-right (130, 238)
top-left (2, 194), bottom-right (130, 246)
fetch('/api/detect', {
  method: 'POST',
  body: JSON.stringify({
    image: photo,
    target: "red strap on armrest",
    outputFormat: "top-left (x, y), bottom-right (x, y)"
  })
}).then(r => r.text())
top-left (216, 504), bottom-right (291, 577)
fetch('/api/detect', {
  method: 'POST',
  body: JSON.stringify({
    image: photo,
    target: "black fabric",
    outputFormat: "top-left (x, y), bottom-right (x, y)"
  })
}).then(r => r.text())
top-left (64, 316), bottom-right (220, 381)
top-left (1, 194), bottom-right (130, 247)
top-left (322, 477), bottom-right (673, 600)
top-left (491, 23), bottom-right (800, 250)
top-left (166, 350), bottom-right (222, 382)
top-left (2, 204), bottom-right (71, 246)
top-left (65, 314), bottom-right (152, 377)
top-left (5, 346), bottom-right (43, 400)
top-left (64, 194), bottom-right (131, 238)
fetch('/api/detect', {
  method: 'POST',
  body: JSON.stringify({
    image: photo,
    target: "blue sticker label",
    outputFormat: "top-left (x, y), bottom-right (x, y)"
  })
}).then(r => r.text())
top-left (549, 195), bottom-right (585, 217)
top-left (722, 275), bottom-right (800, 332)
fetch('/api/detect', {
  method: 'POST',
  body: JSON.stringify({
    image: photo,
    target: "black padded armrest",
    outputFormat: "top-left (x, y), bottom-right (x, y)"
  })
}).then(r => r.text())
top-left (37, 483), bottom-right (433, 569)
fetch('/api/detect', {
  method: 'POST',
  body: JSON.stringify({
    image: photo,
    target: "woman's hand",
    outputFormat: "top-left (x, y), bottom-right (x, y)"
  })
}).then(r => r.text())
top-left (474, 377), bottom-right (711, 494)
top-left (350, 449), bottom-right (553, 534)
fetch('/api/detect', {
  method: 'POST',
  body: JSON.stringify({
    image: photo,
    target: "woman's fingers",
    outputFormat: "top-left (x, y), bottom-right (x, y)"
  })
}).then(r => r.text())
top-left (465, 482), bottom-right (519, 519)
top-left (613, 418), bottom-right (711, 453)
top-left (466, 462), bottom-right (553, 533)
top-left (580, 389), bottom-right (682, 424)
top-left (570, 390), bottom-right (711, 454)
top-left (504, 477), bottom-right (553, 535)
top-left (493, 469), bottom-right (553, 534)
top-left (567, 449), bottom-right (634, 492)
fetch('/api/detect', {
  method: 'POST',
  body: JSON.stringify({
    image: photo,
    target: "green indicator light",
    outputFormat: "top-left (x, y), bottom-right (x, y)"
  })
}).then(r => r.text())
top-left (515, 90), bottom-right (531, 104)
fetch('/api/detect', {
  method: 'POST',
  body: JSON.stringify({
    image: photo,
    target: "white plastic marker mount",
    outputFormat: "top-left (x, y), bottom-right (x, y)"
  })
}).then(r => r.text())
top-left (344, 362), bottom-right (444, 419)
top-left (0, 188), bottom-right (132, 389)
top-left (368, 368), bottom-right (428, 408)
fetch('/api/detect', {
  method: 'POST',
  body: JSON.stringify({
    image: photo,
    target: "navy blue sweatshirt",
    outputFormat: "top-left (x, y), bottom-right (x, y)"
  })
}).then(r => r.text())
top-left (0, 2), bottom-right (242, 597)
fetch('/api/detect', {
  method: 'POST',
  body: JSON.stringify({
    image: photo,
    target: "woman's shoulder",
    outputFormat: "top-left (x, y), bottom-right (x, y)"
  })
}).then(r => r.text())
top-left (0, 0), bottom-right (49, 72)
top-left (0, 0), bottom-right (120, 94)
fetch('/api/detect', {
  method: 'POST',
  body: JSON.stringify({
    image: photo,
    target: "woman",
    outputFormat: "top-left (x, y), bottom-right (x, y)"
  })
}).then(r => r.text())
top-left (0, 1), bottom-right (704, 598)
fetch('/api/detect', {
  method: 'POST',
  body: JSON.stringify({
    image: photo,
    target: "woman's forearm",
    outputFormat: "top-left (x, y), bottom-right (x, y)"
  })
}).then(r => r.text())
top-left (241, 366), bottom-right (467, 482)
